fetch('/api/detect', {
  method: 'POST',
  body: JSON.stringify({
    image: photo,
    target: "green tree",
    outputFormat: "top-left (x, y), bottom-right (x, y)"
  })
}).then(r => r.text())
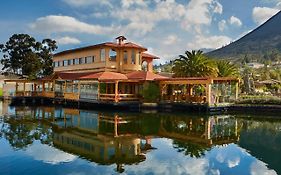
top-left (142, 82), bottom-right (160, 102)
top-left (0, 34), bottom-right (57, 79)
top-left (216, 60), bottom-right (239, 77)
top-left (172, 50), bottom-right (216, 77)
top-left (39, 39), bottom-right (58, 76)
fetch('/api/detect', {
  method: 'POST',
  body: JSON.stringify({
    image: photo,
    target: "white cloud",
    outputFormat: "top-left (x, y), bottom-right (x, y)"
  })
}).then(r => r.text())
top-left (218, 20), bottom-right (227, 31)
top-left (250, 160), bottom-right (277, 175)
top-left (163, 35), bottom-right (181, 45)
top-left (229, 16), bottom-right (242, 27)
top-left (121, 0), bottom-right (148, 8)
top-left (91, 12), bottom-right (108, 18)
top-left (252, 7), bottom-right (279, 25)
top-left (187, 35), bottom-right (232, 50)
top-left (25, 142), bottom-right (77, 164)
top-left (181, 0), bottom-right (223, 33)
top-left (56, 36), bottom-right (81, 45)
top-left (111, 0), bottom-right (223, 35)
top-left (62, 0), bottom-right (112, 8)
top-left (227, 157), bottom-right (240, 168)
top-left (211, 1), bottom-right (223, 14)
top-left (30, 15), bottom-right (116, 35)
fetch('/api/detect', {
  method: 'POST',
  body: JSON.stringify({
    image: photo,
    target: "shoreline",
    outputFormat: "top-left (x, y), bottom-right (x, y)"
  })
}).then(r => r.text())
top-left (3, 97), bottom-right (281, 115)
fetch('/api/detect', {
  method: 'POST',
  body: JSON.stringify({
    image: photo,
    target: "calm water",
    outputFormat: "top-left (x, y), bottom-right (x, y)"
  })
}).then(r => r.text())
top-left (0, 102), bottom-right (280, 175)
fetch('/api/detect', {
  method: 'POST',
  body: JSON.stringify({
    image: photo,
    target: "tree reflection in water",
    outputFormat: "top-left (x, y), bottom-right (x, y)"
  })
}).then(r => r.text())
top-left (0, 116), bottom-right (53, 149)
top-left (173, 140), bottom-right (209, 158)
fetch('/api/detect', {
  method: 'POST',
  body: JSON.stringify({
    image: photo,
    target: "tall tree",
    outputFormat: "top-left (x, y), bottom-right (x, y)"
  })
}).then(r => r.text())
top-left (172, 50), bottom-right (216, 77)
top-left (39, 39), bottom-right (58, 76)
top-left (216, 60), bottom-right (239, 77)
top-left (0, 34), bottom-right (57, 79)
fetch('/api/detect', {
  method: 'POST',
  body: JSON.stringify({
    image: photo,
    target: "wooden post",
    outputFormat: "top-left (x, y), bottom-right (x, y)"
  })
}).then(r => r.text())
top-left (64, 81), bottom-right (67, 93)
top-left (78, 81), bottom-right (81, 99)
top-left (15, 82), bottom-right (18, 93)
top-left (189, 85), bottom-right (193, 96)
top-left (205, 84), bottom-right (212, 105)
top-left (235, 81), bottom-right (239, 100)
top-left (47, 82), bottom-right (50, 92)
top-left (205, 118), bottom-right (211, 140)
top-left (97, 82), bottom-right (100, 100)
top-left (42, 82), bottom-right (45, 92)
top-left (114, 115), bottom-right (118, 137)
top-left (23, 82), bottom-right (26, 96)
top-left (115, 81), bottom-right (119, 103)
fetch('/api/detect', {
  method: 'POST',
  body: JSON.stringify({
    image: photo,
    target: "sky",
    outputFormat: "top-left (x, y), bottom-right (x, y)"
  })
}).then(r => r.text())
top-left (0, 0), bottom-right (281, 64)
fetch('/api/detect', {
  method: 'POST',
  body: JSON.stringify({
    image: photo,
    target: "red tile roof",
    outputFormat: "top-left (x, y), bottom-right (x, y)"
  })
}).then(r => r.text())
top-left (79, 72), bottom-right (128, 81)
top-left (41, 72), bottom-right (94, 81)
top-left (54, 42), bottom-right (147, 57)
top-left (126, 71), bottom-right (168, 81)
top-left (142, 52), bottom-right (160, 59)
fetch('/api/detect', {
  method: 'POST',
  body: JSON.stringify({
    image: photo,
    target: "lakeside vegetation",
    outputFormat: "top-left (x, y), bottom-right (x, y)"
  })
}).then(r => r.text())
top-left (155, 49), bottom-right (281, 105)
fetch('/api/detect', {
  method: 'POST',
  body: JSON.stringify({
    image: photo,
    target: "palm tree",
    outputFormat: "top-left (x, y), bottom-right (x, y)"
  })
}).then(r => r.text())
top-left (172, 50), bottom-right (216, 77)
top-left (216, 60), bottom-right (239, 77)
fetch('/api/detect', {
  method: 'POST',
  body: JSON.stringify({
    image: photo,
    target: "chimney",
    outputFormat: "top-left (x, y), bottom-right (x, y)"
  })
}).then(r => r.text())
top-left (116, 36), bottom-right (127, 45)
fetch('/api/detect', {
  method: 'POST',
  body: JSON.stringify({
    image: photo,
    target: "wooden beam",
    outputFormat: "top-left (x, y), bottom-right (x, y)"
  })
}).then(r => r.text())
top-left (160, 79), bottom-right (212, 85)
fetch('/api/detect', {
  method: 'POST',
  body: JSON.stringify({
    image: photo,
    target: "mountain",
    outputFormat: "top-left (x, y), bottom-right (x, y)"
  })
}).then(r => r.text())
top-left (207, 11), bottom-right (281, 60)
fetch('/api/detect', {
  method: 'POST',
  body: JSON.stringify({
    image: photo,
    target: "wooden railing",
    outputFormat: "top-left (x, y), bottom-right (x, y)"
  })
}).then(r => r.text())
top-left (99, 94), bottom-right (115, 101)
top-left (99, 94), bottom-right (140, 102)
top-left (64, 92), bottom-right (79, 101)
top-left (42, 91), bottom-right (55, 98)
top-left (14, 91), bottom-right (140, 103)
top-left (118, 94), bottom-right (139, 101)
top-left (162, 94), bottom-right (207, 103)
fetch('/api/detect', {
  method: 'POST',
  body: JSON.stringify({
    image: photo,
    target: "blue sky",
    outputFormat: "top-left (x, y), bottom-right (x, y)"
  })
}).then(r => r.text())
top-left (0, 0), bottom-right (281, 64)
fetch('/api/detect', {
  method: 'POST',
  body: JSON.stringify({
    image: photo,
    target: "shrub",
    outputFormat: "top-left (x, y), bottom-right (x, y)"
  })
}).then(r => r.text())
top-left (142, 82), bottom-right (160, 102)
top-left (236, 95), bottom-right (281, 105)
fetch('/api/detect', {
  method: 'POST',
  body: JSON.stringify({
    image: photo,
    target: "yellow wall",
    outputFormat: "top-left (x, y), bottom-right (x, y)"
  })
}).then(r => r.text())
top-left (54, 46), bottom-right (144, 73)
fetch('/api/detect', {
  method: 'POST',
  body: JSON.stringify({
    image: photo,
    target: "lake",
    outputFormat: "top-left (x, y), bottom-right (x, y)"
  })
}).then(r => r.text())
top-left (0, 102), bottom-right (280, 175)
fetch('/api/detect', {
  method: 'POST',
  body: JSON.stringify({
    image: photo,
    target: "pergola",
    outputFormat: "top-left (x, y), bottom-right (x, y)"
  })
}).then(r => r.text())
top-left (158, 77), bottom-right (239, 105)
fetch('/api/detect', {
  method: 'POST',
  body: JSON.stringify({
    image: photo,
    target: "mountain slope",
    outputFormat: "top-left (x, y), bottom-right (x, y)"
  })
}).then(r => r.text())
top-left (207, 11), bottom-right (281, 59)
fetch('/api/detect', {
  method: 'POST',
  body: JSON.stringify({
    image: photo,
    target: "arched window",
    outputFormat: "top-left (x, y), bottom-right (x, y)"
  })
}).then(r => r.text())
top-left (109, 49), bottom-right (116, 61)
top-left (142, 61), bottom-right (148, 71)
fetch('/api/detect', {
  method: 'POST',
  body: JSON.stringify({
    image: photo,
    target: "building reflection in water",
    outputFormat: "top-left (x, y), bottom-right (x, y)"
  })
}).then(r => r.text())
top-left (0, 103), bottom-right (240, 173)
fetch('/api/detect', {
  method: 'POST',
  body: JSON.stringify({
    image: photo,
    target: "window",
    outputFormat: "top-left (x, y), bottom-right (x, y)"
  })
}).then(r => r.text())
top-left (68, 59), bottom-right (72, 66)
top-left (100, 48), bottom-right (105, 62)
top-left (123, 51), bottom-right (128, 64)
top-left (85, 56), bottom-right (94, 63)
top-left (63, 60), bottom-right (68, 66)
top-left (109, 49), bottom-right (116, 61)
top-left (75, 58), bottom-right (79, 65)
top-left (79, 57), bottom-right (85, 64)
top-left (72, 59), bottom-right (75, 65)
top-left (131, 50), bottom-right (136, 64)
